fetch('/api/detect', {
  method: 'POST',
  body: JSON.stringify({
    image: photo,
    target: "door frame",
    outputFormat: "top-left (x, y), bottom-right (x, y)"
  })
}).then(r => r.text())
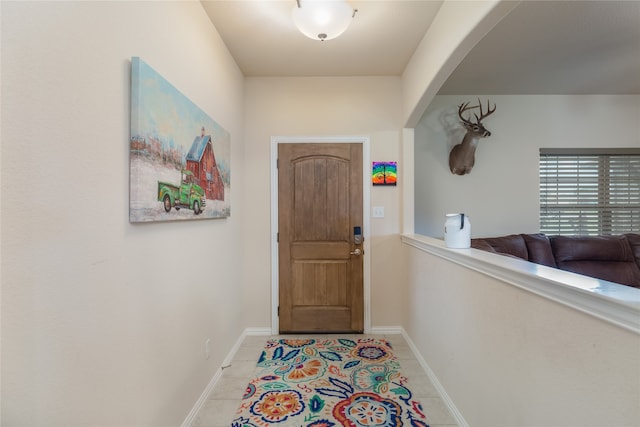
top-left (270, 135), bottom-right (371, 335)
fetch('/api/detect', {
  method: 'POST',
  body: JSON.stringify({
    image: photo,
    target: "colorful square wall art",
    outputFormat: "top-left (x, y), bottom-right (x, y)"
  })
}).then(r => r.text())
top-left (129, 57), bottom-right (230, 222)
top-left (372, 161), bottom-right (397, 186)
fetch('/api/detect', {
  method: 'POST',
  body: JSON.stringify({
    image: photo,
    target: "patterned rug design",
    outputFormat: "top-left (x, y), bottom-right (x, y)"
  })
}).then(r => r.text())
top-left (231, 337), bottom-right (430, 427)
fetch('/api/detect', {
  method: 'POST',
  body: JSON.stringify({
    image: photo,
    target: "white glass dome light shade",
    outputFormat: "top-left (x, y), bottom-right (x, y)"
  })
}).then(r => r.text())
top-left (292, 0), bottom-right (354, 41)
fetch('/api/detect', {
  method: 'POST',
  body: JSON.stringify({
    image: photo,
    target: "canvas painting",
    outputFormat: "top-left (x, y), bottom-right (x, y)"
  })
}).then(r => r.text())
top-left (129, 57), bottom-right (230, 222)
top-left (372, 161), bottom-right (397, 186)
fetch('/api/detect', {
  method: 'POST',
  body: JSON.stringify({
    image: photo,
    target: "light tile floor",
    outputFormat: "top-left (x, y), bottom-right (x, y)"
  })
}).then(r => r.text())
top-left (192, 334), bottom-right (459, 427)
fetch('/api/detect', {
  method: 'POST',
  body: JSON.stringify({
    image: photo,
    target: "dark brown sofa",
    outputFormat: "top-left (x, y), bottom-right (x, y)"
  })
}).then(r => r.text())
top-left (471, 233), bottom-right (640, 288)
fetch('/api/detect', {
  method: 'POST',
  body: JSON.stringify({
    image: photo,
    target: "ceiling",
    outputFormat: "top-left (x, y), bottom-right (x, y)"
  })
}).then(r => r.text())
top-left (202, 1), bottom-right (640, 94)
top-left (438, 0), bottom-right (640, 95)
top-left (201, 0), bottom-right (441, 77)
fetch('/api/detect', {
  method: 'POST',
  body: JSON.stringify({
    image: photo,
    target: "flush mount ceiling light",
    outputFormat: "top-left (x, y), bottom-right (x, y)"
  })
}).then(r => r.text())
top-left (292, 0), bottom-right (357, 41)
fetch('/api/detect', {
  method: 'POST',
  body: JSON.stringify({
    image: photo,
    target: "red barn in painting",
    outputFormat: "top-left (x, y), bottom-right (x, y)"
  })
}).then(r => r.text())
top-left (185, 127), bottom-right (224, 201)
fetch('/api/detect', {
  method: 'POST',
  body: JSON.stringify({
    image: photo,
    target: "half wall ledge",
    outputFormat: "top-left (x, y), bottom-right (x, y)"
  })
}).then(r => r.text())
top-left (401, 234), bottom-right (640, 335)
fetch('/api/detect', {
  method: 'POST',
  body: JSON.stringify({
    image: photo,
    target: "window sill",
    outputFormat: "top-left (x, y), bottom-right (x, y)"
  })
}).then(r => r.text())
top-left (402, 234), bottom-right (640, 334)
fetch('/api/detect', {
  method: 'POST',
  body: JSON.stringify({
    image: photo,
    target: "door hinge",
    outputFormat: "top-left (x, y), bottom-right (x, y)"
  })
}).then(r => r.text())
top-left (277, 306), bottom-right (280, 316)
top-left (277, 232), bottom-right (279, 242)
top-left (277, 158), bottom-right (279, 169)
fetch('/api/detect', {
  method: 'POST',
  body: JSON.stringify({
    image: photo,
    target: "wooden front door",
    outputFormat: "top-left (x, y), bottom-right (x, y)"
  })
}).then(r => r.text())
top-left (278, 143), bottom-right (364, 333)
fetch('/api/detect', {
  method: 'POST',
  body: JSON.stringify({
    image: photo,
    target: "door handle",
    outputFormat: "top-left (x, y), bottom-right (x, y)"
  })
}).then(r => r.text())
top-left (350, 248), bottom-right (363, 256)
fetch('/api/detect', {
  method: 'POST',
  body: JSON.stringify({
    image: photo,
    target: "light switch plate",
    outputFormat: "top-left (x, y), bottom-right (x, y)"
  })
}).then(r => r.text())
top-left (372, 206), bottom-right (385, 218)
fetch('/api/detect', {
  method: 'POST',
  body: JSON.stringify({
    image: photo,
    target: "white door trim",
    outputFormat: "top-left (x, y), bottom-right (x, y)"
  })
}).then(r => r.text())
top-left (270, 136), bottom-right (371, 335)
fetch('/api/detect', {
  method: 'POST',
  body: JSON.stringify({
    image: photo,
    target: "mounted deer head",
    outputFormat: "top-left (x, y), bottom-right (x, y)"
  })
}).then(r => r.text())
top-left (448, 99), bottom-right (496, 175)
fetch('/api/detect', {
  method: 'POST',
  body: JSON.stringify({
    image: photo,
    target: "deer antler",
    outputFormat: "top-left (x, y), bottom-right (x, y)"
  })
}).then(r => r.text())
top-left (457, 101), bottom-right (478, 126)
top-left (458, 99), bottom-right (496, 125)
top-left (473, 98), bottom-right (496, 123)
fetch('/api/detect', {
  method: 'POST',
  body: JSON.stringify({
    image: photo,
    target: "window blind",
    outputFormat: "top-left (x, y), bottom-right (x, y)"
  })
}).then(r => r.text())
top-left (539, 149), bottom-right (640, 235)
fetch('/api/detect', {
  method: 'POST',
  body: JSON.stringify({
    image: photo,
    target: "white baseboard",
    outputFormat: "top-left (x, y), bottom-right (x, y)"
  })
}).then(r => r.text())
top-left (370, 325), bottom-right (403, 334)
top-left (400, 328), bottom-right (469, 427)
top-left (180, 366), bottom-right (224, 427)
top-left (243, 327), bottom-right (272, 336)
top-left (372, 325), bottom-right (467, 426)
top-left (181, 327), bottom-right (269, 427)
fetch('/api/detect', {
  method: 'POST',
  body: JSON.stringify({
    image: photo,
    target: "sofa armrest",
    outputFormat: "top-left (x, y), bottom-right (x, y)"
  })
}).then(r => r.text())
top-left (471, 234), bottom-right (529, 260)
top-left (471, 239), bottom-right (497, 252)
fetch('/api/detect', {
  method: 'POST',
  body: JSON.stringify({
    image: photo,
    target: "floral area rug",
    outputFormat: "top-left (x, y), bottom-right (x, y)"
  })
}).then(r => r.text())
top-left (231, 337), bottom-right (430, 427)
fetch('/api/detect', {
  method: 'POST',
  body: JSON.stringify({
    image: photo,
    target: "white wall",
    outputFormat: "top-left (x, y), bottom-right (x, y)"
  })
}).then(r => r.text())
top-left (1, 2), bottom-right (245, 425)
top-left (243, 77), bottom-right (406, 329)
top-left (403, 242), bottom-right (640, 427)
top-left (415, 95), bottom-right (640, 237)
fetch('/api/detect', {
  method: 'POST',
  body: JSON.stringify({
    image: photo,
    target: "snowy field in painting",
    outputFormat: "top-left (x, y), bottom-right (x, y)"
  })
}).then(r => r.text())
top-left (129, 154), bottom-right (229, 223)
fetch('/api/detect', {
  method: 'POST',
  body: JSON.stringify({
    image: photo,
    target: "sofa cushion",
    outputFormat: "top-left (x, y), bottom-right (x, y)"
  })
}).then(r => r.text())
top-left (550, 235), bottom-right (640, 287)
top-left (625, 233), bottom-right (640, 270)
top-left (522, 233), bottom-right (557, 268)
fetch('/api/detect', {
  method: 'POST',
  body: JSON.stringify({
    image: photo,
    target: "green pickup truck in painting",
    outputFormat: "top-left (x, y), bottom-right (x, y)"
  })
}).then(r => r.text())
top-left (158, 170), bottom-right (206, 215)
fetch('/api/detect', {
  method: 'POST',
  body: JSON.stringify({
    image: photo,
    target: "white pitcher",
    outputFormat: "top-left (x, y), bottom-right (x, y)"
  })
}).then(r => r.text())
top-left (444, 213), bottom-right (471, 248)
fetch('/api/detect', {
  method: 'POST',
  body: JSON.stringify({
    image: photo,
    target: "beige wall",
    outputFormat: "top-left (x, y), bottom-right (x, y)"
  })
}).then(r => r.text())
top-left (403, 243), bottom-right (640, 427)
top-left (0, 0), bottom-right (504, 423)
top-left (415, 94), bottom-right (640, 237)
top-left (243, 77), bottom-right (407, 328)
top-left (4, 0), bottom-right (613, 426)
top-left (1, 2), bottom-right (245, 425)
